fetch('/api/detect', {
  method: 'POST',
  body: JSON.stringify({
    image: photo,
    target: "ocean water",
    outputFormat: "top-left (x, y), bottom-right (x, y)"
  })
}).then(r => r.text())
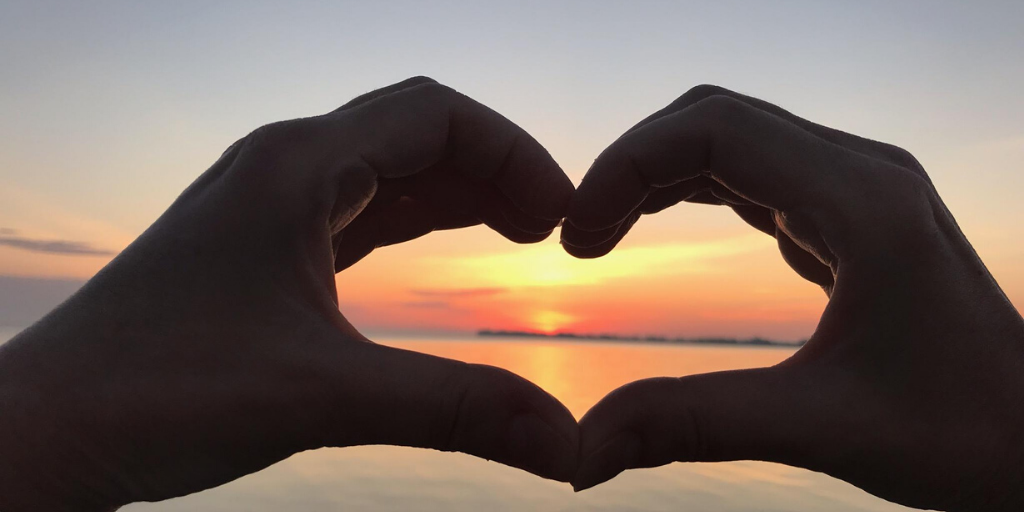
top-left (0, 330), bottom-right (911, 511)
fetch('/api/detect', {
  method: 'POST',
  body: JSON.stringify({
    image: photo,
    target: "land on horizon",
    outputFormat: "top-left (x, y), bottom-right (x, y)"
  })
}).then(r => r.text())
top-left (477, 329), bottom-right (806, 347)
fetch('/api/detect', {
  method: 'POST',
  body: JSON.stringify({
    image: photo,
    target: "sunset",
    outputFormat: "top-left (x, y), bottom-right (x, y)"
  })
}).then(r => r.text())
top-left (2, 3), bottom-right (1022, 342)
top-left (1, 2), bottom-right (1022, 511)
top-left (335, 229), bottom-right (824, 338)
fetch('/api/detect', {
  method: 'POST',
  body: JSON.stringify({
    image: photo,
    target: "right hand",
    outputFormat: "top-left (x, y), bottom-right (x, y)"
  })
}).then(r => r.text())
top-left (562, 85), bottom-right (1024, 511)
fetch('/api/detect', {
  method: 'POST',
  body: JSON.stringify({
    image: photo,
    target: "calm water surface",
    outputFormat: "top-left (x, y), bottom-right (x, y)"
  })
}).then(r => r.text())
top-left (0, 330), bottom-right (910, 511)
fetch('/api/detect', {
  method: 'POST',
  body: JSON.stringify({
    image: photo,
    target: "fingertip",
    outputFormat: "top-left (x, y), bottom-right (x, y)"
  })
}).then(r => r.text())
top-left (448, 363), bottom-right (579, 482)
top-left (560, 239), bottom-right (615, 259)
top-left (507, 411), bottom-right (579, 482)
top-left (565, 153), bottom-right (650, 232)
top-left (571, 431), bottom-right (642, 492)
top-left (559, 222), bottom-right (621, 250)
top-left (491, 225), bottom-right (555, 244)
top-left (498, 205), bottom-right (562, 235)
top-left (512, 378), bottom-right (581, 483)
top-left (560, 212), bottom-right (640, 259)
top-left (495, 138), bottom-right (575, 222)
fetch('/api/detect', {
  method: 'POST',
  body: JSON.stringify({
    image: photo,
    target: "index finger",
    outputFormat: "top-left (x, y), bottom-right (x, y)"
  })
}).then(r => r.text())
top-left (344, 82), bottom-right (575, 222)
top-left (561, 95), bottom-right (882, 254)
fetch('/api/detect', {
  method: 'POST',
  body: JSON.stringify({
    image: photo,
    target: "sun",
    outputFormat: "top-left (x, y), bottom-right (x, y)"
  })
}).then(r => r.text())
top-left (531, 310), bottom-right (576, 334)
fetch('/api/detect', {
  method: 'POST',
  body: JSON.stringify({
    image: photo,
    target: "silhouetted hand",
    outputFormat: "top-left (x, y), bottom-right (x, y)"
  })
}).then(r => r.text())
top-left (562, 85), bottom-right (1024, 511)
top-left (0, 77), bottom-right (577, 511)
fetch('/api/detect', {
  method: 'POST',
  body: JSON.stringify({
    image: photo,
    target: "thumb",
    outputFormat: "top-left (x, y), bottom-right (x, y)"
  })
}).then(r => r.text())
top-left (573, 365), bottom-right (836, 491)
top-left (308, 340), bottom-right (579, 482)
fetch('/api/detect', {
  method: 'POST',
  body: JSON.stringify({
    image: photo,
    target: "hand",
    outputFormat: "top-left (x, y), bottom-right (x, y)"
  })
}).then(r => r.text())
top-left (0, 77), bottom-right (578, 511)
top-left (562, 85), bottom-right (1024, 511)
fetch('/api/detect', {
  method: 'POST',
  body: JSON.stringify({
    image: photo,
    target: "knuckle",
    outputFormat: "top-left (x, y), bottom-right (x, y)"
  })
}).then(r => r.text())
top-left (437, 363), bottom-right (475, 452)
top-left (597, 377), bottom-right (675, 423)
top-left (406, 81), bottom-right (457, 103)
top-left (600, 377), bottom-right (712, 463)
top-left (881, 163), bottom-right (936, 210)
top-left (465, 364), bottom-right (529, 408)
top-left (673, 378), bottom-right (714, 462)
top-left (853, 163), bottom-right (943, 255)
top-left (880, 143), bottom-right (917, 167)
top-left (676, 84), bottom-right (734, 106)
top-left (694, 93), bottom-right (750, 119)
top-left (403, 75), bottom-right (439, 87)
top-left (384, 81), bottom-right (460, 124)
top-left (878, 142), bottom-right (930, 178)
top-left (242, 119), bottom-right (308, 158)
top-left (231, 118), bottom-right (340, 222)
top-left (687, 94), bottom-right (755, 138)
top-left (438, 363), bottom-right (526, 452)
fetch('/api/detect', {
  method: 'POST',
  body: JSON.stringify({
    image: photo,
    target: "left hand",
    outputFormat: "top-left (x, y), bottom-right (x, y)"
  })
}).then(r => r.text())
top-left (0, 77), bottom-right (578, 511)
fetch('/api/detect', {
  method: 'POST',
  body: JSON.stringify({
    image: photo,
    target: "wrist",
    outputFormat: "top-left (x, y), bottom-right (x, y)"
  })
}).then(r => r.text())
top-left (0, 330), bottom-right (119, 512)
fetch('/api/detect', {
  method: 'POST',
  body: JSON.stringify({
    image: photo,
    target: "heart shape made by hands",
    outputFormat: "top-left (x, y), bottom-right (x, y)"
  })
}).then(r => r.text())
top-left (2, 77), bottom-right (1021, 512)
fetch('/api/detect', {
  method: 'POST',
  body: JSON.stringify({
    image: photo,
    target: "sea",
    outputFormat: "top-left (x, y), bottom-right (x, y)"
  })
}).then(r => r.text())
top-left (0, 329), bottom-right (911, 511)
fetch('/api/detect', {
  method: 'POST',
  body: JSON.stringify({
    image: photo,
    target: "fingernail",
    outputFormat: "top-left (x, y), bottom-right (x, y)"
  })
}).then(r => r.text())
top-left (508, 412), bottom-right (577, 482)
top-left (572, 432), bottom-right (642, 492)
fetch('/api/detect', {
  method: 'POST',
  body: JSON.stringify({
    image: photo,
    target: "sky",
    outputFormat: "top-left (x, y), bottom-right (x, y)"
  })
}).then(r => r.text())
top-left (1, 0), bottom-right (1022, 340)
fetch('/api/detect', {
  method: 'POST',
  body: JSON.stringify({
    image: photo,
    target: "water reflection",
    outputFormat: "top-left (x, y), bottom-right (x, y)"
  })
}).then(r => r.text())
top-left (395, 339), bottom-right (792, 419)
top-left (121, 338), bottom-right (909, 511)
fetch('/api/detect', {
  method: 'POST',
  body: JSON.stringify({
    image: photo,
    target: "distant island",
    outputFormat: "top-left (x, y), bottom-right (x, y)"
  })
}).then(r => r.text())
top-left (477, 329), bottom-right (806, 347)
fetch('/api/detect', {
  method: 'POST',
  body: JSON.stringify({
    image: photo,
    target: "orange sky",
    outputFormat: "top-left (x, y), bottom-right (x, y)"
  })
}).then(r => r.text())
top-left (335, 210), bottom-right (830, 341)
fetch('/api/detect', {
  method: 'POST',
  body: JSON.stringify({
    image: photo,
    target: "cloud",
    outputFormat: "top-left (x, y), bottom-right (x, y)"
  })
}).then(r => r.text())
top-left (0, 275), bottom-right (86, 328)
top-left (401, 300), bottom-right (457, 309)
top-left (410, 287), bottom-right (507, 298)
top-left (0, 229), bottom-right (117, 256)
